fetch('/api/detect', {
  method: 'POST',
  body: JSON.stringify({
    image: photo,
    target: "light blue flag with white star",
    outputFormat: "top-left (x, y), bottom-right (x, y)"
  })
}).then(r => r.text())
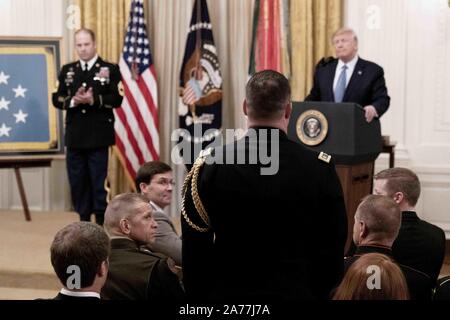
top-left (0, 50), bottom-right (59, 152)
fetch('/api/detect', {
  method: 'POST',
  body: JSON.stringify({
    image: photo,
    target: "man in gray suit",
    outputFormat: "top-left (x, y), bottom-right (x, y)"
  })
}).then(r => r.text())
top-left (135, 161), bottom-right (182, 266)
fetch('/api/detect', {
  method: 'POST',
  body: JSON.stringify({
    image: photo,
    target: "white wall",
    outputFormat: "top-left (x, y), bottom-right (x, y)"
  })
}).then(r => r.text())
top-left (345, 0), bottom-right (450, 237)
top-left (0, 0), bottom-right (71, 211)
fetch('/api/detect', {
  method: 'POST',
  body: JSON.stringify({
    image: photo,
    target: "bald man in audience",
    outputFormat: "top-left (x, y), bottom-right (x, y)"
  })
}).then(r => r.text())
top-left (101, 193), bottom-right (184, 300)
top-left (346, 195), bottom-right (432, 300)
top-left (374, 167), bottom-right (446, 285)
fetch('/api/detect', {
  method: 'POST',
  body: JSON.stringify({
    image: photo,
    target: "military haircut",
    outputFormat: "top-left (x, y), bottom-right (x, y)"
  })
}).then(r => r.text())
top-left (135, 161), bottom-right (172, 192)
top-left (50, 221), bottom-right (110, 288)
top-left (74, 28), bottom-right (96, 42)
top-left (104, 193), bottom-right (150, 233)
top-left (245, 69), bottom-right (291, 120)
top-left (374, 167), bottom-right (421, 206)
top-left (356, 194), bottom-right (401, 242)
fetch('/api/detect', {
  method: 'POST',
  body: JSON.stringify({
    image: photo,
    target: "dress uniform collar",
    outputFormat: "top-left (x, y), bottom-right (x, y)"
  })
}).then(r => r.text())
top-left (110, 237), bottom-right (140, 250)
top-left (247, 126), bottom-right (288, 140)
top-left (80, 54), bottom-right (99, 72)
top-left (354, 244), bottom-right (392, 257)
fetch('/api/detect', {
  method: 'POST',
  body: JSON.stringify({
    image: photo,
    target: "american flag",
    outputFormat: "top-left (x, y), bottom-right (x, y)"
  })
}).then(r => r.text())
top-left (114, 0), bottom-right (159, 182)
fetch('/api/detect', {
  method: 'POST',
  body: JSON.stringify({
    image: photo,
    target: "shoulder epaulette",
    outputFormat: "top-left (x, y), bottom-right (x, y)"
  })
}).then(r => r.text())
top-left (181, 150), bottom-right (211, 232)
top-left (318, 151), bottom-right (331, 163)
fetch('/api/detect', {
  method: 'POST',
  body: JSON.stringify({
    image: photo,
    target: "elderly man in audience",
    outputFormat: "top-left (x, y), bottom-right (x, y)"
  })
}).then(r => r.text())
top-left (50, 221), bottom-right (110, 300)
top-left (346, 194), bottom-right (432, 300)
top-left (374, 167), bottom-right (446, 285)
top-left (102, 193), bottom-right (184, 300)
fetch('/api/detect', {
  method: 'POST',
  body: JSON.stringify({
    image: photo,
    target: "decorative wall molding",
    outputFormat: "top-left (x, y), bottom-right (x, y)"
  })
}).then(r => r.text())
top-left (346, 0), bottom-right (450, 238)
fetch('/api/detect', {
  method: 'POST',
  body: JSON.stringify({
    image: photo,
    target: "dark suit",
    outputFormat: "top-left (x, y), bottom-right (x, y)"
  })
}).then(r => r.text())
top-left (182, 127), bottom-right (348, 301)
top-left (101, 238), bottom-right (184, 301)
top-left (53, 292), bottom-right (100, 301)
top-left (305, 57), bottom-right (390, 117)
top-left (344, 245), bottom-right (432, 300)
top-left (392, 211), bottom-right (446, 285)
top-left (52, 57), bottom-right (123, 222)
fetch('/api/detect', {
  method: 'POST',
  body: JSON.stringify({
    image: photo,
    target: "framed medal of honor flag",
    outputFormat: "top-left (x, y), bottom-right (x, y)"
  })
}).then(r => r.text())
top-left (0, 37), bottom-right (63, 156)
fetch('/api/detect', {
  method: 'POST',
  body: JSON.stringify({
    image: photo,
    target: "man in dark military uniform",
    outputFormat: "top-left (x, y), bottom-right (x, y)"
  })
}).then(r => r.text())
top-left (52, 28), bottom-right (123, 225)
top-left (102, 193), bottom-right (184, 301)
top-left (182, 70), bottom-right (348, 301)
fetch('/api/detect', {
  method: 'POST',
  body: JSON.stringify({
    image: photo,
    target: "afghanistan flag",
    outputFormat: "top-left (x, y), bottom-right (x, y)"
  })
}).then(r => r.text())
top-left (248, 0), bottom-right (291, 77)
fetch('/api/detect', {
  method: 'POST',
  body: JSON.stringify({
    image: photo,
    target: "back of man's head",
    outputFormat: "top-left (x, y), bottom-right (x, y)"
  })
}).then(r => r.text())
top-left (374, 167), bottom-right (420, 207)
top-left (356, 195), bottom-right (401, 245)
top-left (245, 70), bottom-right (291, 120)
top-left (135, 161), bottom-right (172, 192)
top-left (50, 221), bottom-right (110, 289)
top-left (104, 193), bottom-right (149, 236)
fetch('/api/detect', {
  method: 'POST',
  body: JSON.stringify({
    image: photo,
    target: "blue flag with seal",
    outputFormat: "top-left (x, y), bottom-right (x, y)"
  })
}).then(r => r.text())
top-left (178, 0), bottom-right (222, 168)
top-left (0, 45), bottom-right (59, 153)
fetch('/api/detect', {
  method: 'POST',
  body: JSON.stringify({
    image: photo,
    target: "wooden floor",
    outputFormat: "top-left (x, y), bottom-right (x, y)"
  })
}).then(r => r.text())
top-left (0, 210), bottom-right (78, 299)
top-left (0, 209), bottom-right (449, 300)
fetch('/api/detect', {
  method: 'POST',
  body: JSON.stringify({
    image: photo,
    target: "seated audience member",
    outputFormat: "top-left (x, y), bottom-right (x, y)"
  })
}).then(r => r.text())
top-left (374, 167), bottom-right (446, 284)
top-left (347, 194), bottom-right (432, 300)
top-left (333, 253), bottom-right (409, 300)
top-left (433, 275), bottom-right (450, 300)
top-left (50, 221), bottom-right (110, 300)
top-left (102, 193), bottom-right (184, 300)
top-left (135, 161), bottom-right (182, 266)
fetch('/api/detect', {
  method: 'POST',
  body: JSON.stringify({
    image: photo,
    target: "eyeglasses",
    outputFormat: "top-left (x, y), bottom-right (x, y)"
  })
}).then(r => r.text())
top-left (153, 178), bottom-right (175, 187)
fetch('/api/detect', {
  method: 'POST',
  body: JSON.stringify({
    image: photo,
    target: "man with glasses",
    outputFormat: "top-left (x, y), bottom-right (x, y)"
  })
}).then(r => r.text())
top-left (135, 161), bottom-right (181, 266)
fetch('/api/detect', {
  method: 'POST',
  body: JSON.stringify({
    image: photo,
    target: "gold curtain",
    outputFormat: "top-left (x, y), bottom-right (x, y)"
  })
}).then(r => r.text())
top-left (290, 0), bottom-right (342, 101)
top-left (75, 0), bottom-right (133, 196)
top-left (71, 0), bottom-right (342, 204)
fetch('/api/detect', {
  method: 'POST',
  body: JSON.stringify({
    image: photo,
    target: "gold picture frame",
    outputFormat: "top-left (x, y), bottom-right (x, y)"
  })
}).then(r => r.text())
top-left (0, 37), bottom-right (63, 155)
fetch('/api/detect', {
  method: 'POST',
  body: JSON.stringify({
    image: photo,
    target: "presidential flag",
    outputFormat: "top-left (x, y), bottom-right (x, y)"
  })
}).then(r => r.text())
top-left (0, 50), bottom-right (59, 152)
top-left (178, 0), bottom-right (222, 167)
top-left (115, 0), bottom-right (159, 182)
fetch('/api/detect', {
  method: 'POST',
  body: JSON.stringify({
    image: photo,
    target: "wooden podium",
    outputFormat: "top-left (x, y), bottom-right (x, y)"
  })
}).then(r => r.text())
top-left (288, 102), bottom-right (382, 252)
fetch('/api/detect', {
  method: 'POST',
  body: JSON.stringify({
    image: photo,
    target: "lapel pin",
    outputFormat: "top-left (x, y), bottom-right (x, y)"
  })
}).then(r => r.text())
top-left (358, 70), bottom-right (363, 75)
top-left (95, 63), bottom-right (100, 68)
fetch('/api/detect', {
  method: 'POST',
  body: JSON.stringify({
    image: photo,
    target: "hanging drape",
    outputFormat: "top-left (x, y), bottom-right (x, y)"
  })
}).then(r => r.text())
top-left (73, 0), bottom-right (342, 217)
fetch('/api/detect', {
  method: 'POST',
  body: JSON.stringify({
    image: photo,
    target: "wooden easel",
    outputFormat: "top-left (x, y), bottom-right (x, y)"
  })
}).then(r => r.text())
top-left (0, 157), bottom-right (53, 221)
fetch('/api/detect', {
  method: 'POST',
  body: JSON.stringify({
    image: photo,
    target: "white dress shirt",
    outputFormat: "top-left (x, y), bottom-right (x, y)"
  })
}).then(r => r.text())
top-left (333, 55), bottom-right (359, 92)
top-left (60, 288), bottom-right (100, 299)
